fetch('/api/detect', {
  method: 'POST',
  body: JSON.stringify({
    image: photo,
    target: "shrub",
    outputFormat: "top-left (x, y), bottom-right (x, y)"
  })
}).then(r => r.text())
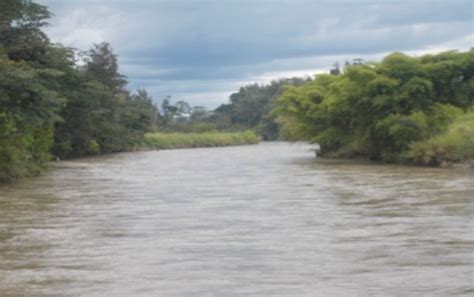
top-left (408, 111), bottom-right (474, 165)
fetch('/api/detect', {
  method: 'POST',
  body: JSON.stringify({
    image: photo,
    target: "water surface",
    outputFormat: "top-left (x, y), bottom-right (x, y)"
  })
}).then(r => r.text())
top-left (0, 142), bottom-right (473, 296)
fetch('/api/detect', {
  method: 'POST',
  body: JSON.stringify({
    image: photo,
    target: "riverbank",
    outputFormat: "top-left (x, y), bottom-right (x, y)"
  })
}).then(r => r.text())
top-left (295, 110), bottom-right (474, 168)
top-left (142, 131), bottom-right (260, 150)
top-left (314, 111), bottom-right (474, 168)
top-left (274, 51), bottom-right (474, 167)
top-left (0, 131), bottom-right (260, 185)
top-left (407, 112), bottom-right (474, 167)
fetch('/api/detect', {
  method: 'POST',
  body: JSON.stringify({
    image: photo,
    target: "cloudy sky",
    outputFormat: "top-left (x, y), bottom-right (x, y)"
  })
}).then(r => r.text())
top-left (39, 0), bottom-right (473, 108)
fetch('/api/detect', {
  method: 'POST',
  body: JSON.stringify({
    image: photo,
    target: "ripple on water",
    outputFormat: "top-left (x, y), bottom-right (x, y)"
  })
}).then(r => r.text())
top-left (0, 142), bottom-right (473, 296)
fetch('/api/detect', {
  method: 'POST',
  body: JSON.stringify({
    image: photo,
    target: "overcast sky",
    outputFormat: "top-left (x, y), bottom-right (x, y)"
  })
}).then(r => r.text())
top-left (39, 0), bottom-right (473, 108)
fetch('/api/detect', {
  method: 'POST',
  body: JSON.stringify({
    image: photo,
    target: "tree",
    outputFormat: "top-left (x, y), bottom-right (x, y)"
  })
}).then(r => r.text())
top-left (175, 100), bottom-right (191, 115)
top-left (330, 62), bottom-right (341, 75)
top-left (54, 43), bottom-right (157, 158)
top-left (0, 0), bottom-right (52, 63)
top-left (213, 77), bottom-right (309, 139)
top-left (0, 0), bottom-right (162, 182)
top-left (0, 0), bottom-right (64, 181)
top-left (274, 50), bottom-right (474, 163)
top-left (160, 96), bottom-right (177, 127)
top-left (84, 42), bottom-right (127, 93)
top-left (190, 106), bottom-right (209, 122)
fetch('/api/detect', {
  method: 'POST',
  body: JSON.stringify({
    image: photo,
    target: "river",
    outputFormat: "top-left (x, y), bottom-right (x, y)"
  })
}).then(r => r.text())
top-left (0, 142), bottom-right (472, 296)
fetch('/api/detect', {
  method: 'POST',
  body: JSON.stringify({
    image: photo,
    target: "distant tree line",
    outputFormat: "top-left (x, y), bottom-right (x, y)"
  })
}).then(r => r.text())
top-left (158, 78), bottom-right (309, 139)
top-left (212, 78), bottom-right (309, 140)
top-left (157, 97), bottom-right (216, 133)
top-left (0, 0), bottom-right (158, 182)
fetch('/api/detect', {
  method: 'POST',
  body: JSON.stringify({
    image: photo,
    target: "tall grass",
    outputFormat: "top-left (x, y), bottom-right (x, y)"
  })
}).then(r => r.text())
top-left (408, 111), bottom-right (474, 166)
top-left (143, 131), bottom-right (260, 150)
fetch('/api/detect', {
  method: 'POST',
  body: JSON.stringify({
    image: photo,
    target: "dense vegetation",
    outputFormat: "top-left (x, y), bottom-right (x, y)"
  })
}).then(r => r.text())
top-left (0, 0), bottom-right (157, 182)
top-left (156, 78), bottom-right (308, 140)
top-left (274, 50), bottom-right (474, 165)
top-left (2, 1), bottom-right (472, 185)
top-left (156, 97), bottom-right (217, 133)
top-left (213, 78), bottom-right (308, 140)
top-left (143, 131), bottom-right (260, 150)
top-left (408, 111), bottom-right (474, 165)
top-left (0, 0), bottom-right (268, 183)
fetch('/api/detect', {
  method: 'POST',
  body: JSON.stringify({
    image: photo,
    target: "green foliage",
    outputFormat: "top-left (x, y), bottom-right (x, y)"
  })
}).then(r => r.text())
top-left (143, 131), bottom-right (260, 150)
top-left (0, 53), bottom-right (60, 182)
top-left (154, 79), bottom-right (310, 140)
top-left (408, 111), bottom-right (474, 165)
top-left (157, 98), bottom-right (215, 132)
top-left (0, 0), bottom-right (52, 63)
top-left (84, 42), bottom-right (128, 92)
top-left (374, 112), bottom-right (428, 161)
top-left (0, 1), bottom-right (158, 182)
top-left (213, 78), bottom-right (309, 140)
top-left (275, 50), bottom-right (474, 165)
top-left (52, 47), bottom-right (158, 159)
top-left (426, 103), bottom-right (463, 135)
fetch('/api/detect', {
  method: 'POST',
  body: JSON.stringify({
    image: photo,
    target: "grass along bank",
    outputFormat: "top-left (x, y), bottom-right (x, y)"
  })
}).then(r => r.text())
top-left (407, 111), bottom-right (474, 167)
top-left (143, 131), bottom-right (260, 150)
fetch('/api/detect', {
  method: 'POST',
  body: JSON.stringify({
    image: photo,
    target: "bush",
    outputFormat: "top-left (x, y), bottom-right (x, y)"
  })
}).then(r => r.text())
top-left (407, 111), bottom-right (474, 165)
top-left (274, 50), bottom-right (474, 165)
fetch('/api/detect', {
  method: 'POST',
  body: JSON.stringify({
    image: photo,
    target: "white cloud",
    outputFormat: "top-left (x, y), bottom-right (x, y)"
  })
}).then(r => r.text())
top-left (45, 6), bottom-right (124, 49)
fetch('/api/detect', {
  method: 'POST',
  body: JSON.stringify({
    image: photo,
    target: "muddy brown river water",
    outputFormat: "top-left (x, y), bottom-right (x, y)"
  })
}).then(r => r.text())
top-left (0, 142), bottom-right (473, 296)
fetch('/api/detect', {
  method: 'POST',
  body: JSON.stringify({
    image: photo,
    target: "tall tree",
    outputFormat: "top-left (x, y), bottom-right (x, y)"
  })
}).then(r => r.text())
top-left (84, 42), bottom-right (127, 93)
top-left (0, 0), bottom-right (52, 63)
top-left (0, 0), bottom-right (61, 181)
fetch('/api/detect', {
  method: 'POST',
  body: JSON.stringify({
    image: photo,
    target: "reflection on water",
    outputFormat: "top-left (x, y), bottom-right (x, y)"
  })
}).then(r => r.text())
top-left (0, 142), bottom-right (473, 296)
